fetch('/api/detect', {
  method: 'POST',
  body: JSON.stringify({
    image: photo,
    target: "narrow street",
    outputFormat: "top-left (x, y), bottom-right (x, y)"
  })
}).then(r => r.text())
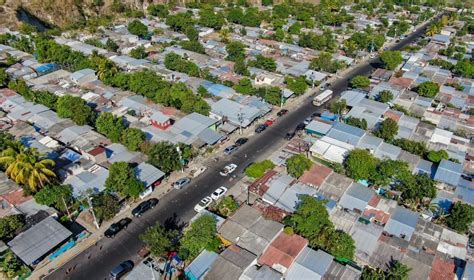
top-left (45, 18), bottom-right (435, 280)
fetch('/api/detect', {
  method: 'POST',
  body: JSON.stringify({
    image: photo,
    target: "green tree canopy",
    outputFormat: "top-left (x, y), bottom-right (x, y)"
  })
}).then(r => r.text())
top-left (166, 12), bottom-right (194, 32)
top-left (309, 52), bottom-right (344, 74)
top-left (235, 78), bottom-right (254, 95)
top-left (0, 215), bottom-right (24, 241)
top-left (184, 26), bottom-right (199, 41)
top-left (445, 202), bottom-right (474, 233)
top-left (345, 117), bottom-right (367, 130)
top-left (121, 128), bottom-right (146, 152)
top-left (57, 95), bottom-right (94, 126)
top-left (416, 81), bottom-right (439, 98)
top-left (286, 154), bottom-right (312, 178)
top-left (329, 98), bottom-right (347, 116)
top-left (226, 41), bottom-right (246, 62)
top-left (0, 69), bottom-right (8, 88)
top-left (129, 46), bottom-right (147, 59)
top-left (350, 75), bottom-right (370, 88)
top-left (0, 250), bottom-right (28, 279)
top-left (426, 150), bottom-right (449, 163)
top-left (248, 54), bottom-right (277, 72)
top-left (344, 149), bottom-right (378, 181)
top-left (377, 90), bottom-right (394, 103)
top-left (374, 118), bottom-right (398, 141)
top-left (454, 59), bottom-right (474, 78)
top-left (92, 193), bottom-right (119, 223)
top-left (34, 184), bottom-right (73, 212)
top-left (127, 20), bottom-right (148, 38)
top-left (233, 58), bottom-right (249, 76)
top-left (180, 40), bottom-right (206, 54)
top-left (140, 223), bottom-right (178, 257)
top-left (398, 173), bottom-right (436, 204)
top-left (198, 9), bottom-right (225, 30)
top-left (380, 51), bottom-right (403, 70)
top-left (95, 112), bottom-right (126, 143)
top-left (216, 196), bottom-right (239, 217)
top-left (147, 142), bottom-right (181, 173)
top-left (179, 215), bottom-right (220, 260)
top-left (245, 160), bottom-right (275, 179)
top-left (285, 76), bottom-right (308, 95)
top-left (105, 162), bottom-right (144, 198)
top-left (147, 4), bottom-right (169, 18)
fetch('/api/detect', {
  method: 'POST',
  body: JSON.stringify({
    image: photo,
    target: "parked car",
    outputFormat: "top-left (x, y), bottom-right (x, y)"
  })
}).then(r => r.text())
top-left (277, 109), bottom-right (288, 117)
top-left (224, 145), bottom-right (239, 155)
top-left (132, 198), bottom-right (158, 217)
top-left (303, 117), bottom-right (312, 125)
top-left (211, 186), bottom-right (228, 200)
top-left (110, 260), bottom-right (134, 280)
top-left (173, 177), bottom-right (191, 190)
top-left (311, 112), bottom-right (320, 118)
top-left (220, 163), bottom-right (238, 176)
top-left (104, 218), bottom-right (132, 238)
top-left (264, 119), bottom-right (275, 126)
top-left (295, 123), bottom-right (306, 131)
top-left (235, 138), bottom-right (248, 146)
top-left (255, 124), bottom-right (268, 133)
top-left (285, 132), bottom-right (295, 140)
top-left (194, 196), bottom-right (212, 212)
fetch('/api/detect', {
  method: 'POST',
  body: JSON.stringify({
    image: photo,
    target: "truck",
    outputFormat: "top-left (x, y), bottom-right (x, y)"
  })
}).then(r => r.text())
top-left (313, 89), bottom-right (333, 106)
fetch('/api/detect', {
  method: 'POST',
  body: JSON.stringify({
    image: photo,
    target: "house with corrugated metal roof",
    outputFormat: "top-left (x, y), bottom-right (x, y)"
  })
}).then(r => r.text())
top-left (383, 206), bottom-right (419, 240)
top-left (433, 159), bottom-right (463, 187)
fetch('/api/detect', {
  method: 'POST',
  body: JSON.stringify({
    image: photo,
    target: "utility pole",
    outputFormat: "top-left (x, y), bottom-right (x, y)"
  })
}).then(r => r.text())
top-left (87, 196), bottom-right (100, 230)
top-left (280, 91), bottom-right (285, 108)
top-left (62, 195), bottom-right (70, 217)
top-left (237, 108), bottom-right (244, 135)
top-left (176, 146), bottom-right (184, 173)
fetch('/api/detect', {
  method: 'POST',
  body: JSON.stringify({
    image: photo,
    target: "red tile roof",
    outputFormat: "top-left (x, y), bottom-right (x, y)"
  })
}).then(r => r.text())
top-left (389, 76), bottom-right (413, 89)
top-left (258, 232), bottom-right (308, 270)
top-left (298, 164), bottom-right (333, 187)
top-left (88, 146), bottom-right (105, 156)
top-left (249, 170), bottom-right (278, 196)
top-left (384, 110), bottom-right (403, 122)
top-left (1, 189), bottom-right (32, 206)
top-left (363, 208), bottom-right (390, 225)
top-left (429, 256), bottom-right (456, 280)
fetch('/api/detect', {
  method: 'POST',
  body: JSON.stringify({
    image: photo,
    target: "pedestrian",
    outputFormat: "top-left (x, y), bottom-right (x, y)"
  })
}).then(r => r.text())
top-left (99, 245), bottom-right (103, 250)
top-left (87, 254), bottom-right (91, 259)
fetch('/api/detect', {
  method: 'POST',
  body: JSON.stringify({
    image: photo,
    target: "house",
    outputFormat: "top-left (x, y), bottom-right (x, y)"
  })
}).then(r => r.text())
top-left (119, 95), bottom-right (152, 116)
top-left (298, 164), bottom-right (333, 188)
top-left (240, 265), bottom-right (281, 280)
top-left (8, 216), bottom-right (72, 266)
top-left (210, 98), bottom-right (261, 128)
top-left (63, 163), bottom-right (110, 197)
top-left (150, 111), bottom-right (171, 129)
top-left (262, 174), bottom-right (294, 205)
top-left (431, 34), bottom-right (451, 46)
top-left (373, 142), bottom-right (402, 160)
top-left (305, 118), bottom-right (332, 136)
top-left (326, 122), bottom-right (366, 146)
top-left (285, 248), bottom-right (334, 280)
top-left (304, 70), bottom-right (328, 85)
top-left (170, 112), bottom-right (222, 146)
top-left (205, 245), bottom-right (256, 280)
top-left (310, 136), bottom-right (354, 164)
top-left (383, 206), bottom-right (419, 240)
top-left (274, 183), bottom-right (318, 213)
top-left (70, 69), bottom-right (97, 86)
top-left (340, 90), bottom-right (367, 108)
top-left (134, 162), bottom-right (165, 191)
top-left (258, 232), bottom-right (309, 274)
top-left (430, 128), bottom-right (453, 146)
top-left (339, 183), bottom-right (375, 213)
top-left (106, 143), bottom-right (141, 164)
top-left (357, 134), bottom-right (383, 152)
top-left (433, 159), bottom-right (463, 187)
top-left (218, 204), bottom-right (283, 256)
top-left (184, 250), bottom-right (218, 280)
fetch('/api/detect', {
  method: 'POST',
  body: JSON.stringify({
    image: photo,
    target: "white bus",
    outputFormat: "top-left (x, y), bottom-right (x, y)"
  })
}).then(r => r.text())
top-left (313, 89), bottom-right (333, 106)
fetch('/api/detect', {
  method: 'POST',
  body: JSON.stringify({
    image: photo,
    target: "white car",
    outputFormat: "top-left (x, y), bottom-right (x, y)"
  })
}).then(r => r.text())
top-left (194, 196), bottom-right (212, 212)
top-left (219, 163), bottom-right (237, 176)
top-left (211, 186), bottom-right (228, 201)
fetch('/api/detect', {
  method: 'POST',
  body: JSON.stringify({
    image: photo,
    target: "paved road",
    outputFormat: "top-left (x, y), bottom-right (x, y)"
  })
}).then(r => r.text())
top-left (46, 18), bottom-right (434, 280)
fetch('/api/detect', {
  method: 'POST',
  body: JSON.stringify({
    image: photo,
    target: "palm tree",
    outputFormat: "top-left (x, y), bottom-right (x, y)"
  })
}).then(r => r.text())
top-left (426, 24), bottom-right (439, 37)
top-left (387, 260), bottom-right (411, 280)
top-left (0, 142), bottom-right (56, 192)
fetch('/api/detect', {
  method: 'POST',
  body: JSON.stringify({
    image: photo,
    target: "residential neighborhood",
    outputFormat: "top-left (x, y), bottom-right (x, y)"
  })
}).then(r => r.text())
top-left (0, 1), bottom-right (472, 280)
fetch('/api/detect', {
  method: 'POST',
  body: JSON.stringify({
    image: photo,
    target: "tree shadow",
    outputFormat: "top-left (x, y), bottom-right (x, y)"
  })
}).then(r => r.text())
top-left (163, 212), bottom-right (186, 232)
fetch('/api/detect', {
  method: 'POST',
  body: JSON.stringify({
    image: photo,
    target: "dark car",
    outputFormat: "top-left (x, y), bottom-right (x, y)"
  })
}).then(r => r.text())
top-left (255, 124), bottom-right (268, 133)
top-left (235, 137), bottom-right (248, 146)
top-left (311, 112), bottom-right (320, 118)
top-left (277, 109), bottom-right (289, 117)
top-left (295, 123), bottom-right (306, 131)
top-left (132, 198), bottom-right (158, 217)
top-left (104, 218), bottom-right (132, 238)
top-left (110, 260), bottom-right (134, 279)
top-left (285, 132), bottom-right (295, 140)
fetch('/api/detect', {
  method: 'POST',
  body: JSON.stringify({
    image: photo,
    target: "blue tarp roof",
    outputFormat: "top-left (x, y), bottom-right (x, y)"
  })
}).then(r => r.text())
top-left (35, 63), bottom-right (57, 74)
top-left (184, 250), bottom-right (218, 280)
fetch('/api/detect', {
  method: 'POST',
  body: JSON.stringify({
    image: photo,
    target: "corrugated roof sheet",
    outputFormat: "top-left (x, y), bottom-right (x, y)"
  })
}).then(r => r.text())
top-left (185, 250), bottom-right (218, 280)
top-left (384, 206), bottom-right (419, 240)
top-left (433, 159), bottom-right (462, 186)
top-left (339, 183), bottom-right (374, 212)
top-left (135, 163), bottom-right (165, 188)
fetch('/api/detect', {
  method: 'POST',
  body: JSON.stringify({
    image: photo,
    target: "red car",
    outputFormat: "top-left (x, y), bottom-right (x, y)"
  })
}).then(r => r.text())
top-left (264, 119), bottom-right (275, 126)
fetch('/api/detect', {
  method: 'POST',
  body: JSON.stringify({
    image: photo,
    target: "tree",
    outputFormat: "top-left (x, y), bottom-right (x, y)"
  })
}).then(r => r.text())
top-left (386, 260), bottom-right (411, 280)
top-left (92, 193), bottom-right (119, 222)
top-left (445, 202), bottom-right (474, 233)
top-left (286, 154), bottom-right (312, 178)
top-left (226, 7), bottom-right (244, 24)
top-left (127, 20), bottom-right (148, 38)
top-left (216, 196), bottom-right (239, 217)
top-left (233, 58), bottom-right (249, 76)
top-left (371, 160), bottom-right (409, 187)
top-left (121, 128), bottom-right (145, 152)
top-left (344, 149), bottom-right (378, 180)
top-left (329, 98), bottom-right (347, 116)
top-left (380, 51), bottom-right (403, 70)
top-left (129, 46), bottom-right (146, 59)
top-left (57, 95), bottom-right (94, 126)
top-left (226, 41), bottom-right (246, 62)
top-left (0, 69), bottom-right (8, 88)
top-left (105, 39), bottom-right (119, 52)
top-left (0, 143), bottom-right (56, 193)
top-left (416, 81), bottom-right (439, 98)
top-left (180, 41), bottom-right (206, 54)
top-left (398, 173), bottom-right (436, 205)
top-left (245, 160), bottom-right (275, 179)
top-left (309, 52), bottom-right (344, 74)
top-left (147, 4), bottom-right (169, 18)
top-left (454, 59), bottom-right (474, 78)
top-left (179, 215), bottom-right (220, 260)
top-left (392, 139), bottom-right (427, 157)
top-left (377, 90), bottom-right (394, 103)
top-left (0, 250), bottom-right (28, 279)
top-left (140, 223), bottom-right (178, 257)
top-left (345, 117), bottom-right (367, 130)
top-left (0, 215), bottom-right (24, 241)
top-left (248, 54), bottom-right (277, 72)
top-left (361, 266), bottom-right (386, 280)
top-left (235, 78), bottom-right (254, 95)
top-left (285, 196), bottom-right (332, 241)
top-left (184, 26), bottom-right (199, 41)
top-left (34, 184), bottom-right (73, 212)
top-left (199, 9), bottom-right (225, 30)
top-left (323, 229), bottom-right (355, 260)
top-left (146, 142), bottom-right (181, 173)
top-left (426, 150), bottom-right (449, 163)
top-left (95, 112), bottom-right (126, 143)
top-left (350, 75), bottom-right (370, 88)
top-left (105, 162), bottom-right (144, 199)
top-left (285, 76), bottom-right (308, 95)
top-left (374, 118), bottom-right (398, 141)
top-left (0, 132), bottom-right (13, 152)
top-left (166, 12), bottom-right (194, 32)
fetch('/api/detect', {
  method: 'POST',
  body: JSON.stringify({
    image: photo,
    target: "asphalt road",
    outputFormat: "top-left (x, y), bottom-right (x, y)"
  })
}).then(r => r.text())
top-left (46, 18), bottom-right (434, 280)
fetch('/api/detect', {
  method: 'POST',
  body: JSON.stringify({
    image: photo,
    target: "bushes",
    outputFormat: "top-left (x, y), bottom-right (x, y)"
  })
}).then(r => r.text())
top-left (416, 81), bottom-right (439, 98)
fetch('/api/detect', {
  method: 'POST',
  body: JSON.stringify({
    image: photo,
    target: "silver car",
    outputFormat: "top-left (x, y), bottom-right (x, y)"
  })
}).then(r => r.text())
top-left (173, 177), bottom-right (191, 190)
top-left (223, 145), bottom-right (239, 155)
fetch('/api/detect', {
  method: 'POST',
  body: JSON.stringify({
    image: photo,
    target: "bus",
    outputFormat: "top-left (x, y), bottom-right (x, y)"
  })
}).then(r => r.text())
top-left (313, 89), bottom-right (333, 106)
